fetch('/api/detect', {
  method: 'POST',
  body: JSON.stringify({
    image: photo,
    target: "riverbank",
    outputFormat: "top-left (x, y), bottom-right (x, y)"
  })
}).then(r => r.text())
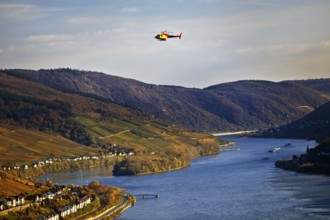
top-left (68, 138), bottom-right (330, 219)
top-left (275, 138), bottom-right (330, 176)
top-left (0, 178), bottom-right (132, 220)
top-left (1, 138), bottom-right (232, 218)
top-left (83, 194), bottom-right (135, 220)
top-left (133, 142), bottom-right (236, 176)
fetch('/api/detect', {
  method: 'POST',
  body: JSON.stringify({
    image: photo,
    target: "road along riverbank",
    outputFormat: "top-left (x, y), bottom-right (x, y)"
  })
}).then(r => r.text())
top-left (86, 194), bottom-right (135, 220)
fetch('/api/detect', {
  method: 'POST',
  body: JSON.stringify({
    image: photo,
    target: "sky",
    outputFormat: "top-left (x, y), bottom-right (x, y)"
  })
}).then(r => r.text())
top-left (0, 0), bottom-right (329, 88)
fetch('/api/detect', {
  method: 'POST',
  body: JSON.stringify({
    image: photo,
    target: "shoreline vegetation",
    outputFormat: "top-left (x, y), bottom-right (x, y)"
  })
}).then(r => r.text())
top-left (112, 140), bottom-right (235, 176)
top-left (6, 137), bottom-right (232, 179)
top-left (133, 141), bottom-right (236, 176)
top-left (275, 138), bottom-right (330, 176)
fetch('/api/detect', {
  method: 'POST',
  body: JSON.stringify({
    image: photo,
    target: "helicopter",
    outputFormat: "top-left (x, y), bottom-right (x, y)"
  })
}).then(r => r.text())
top-left (154, 31), bottom-right (182, 41)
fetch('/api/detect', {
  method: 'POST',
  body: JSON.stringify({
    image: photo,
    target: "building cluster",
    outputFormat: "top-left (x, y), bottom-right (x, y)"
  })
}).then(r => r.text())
top-left (0, 185), bottom-right (92, 220)
top-left (0, 196), bottom-right (25, 211)
top-left (95, 144), bottom-right (135, 157)
top-left (37, 195), bottom-right (91, 220)
top-left (0, 145), bottom-right (135, 171)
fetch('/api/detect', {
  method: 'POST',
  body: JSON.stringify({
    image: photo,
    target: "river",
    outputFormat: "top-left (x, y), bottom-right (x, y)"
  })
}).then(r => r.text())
top-left (40, 137), bottom-right (330, 219)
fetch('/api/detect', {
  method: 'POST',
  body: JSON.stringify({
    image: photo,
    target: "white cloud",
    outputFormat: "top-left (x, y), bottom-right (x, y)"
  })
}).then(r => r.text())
top-left (235, 40), bottom-right (330, 56)
top-left (325, 40), bottom-right (330, 48)
top-left (68, 17), bottom-right (100, 24)
top-left (26, 34), bottom-right (76, 42)
top-left (0, 3), bottom-right (73, 21)
top-left (0, 4), bottom-right (37, 18)
top-left (121, 7), bottom-right (139, 13)
top-left (112, 28), bottom-right (126, 34)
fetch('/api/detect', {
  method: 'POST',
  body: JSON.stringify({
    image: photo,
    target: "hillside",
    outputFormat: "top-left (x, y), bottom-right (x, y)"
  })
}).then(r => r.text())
top-left (0, 71), bottom-right (221, 175)
top-left (0, 170), bottom-right (49, 197)
top-left (0, 127), bottom-right (100, 165)
top-left (254, 97), bottom-right (330, 176)
top-left (257, 101), bottom-right (330, 142)
top-left (3, 69), bottom-right (329, 132)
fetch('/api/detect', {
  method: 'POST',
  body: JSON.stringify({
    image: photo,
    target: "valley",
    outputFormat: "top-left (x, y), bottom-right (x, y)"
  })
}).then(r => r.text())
top-left (0, 68), bottom-right (329, 219)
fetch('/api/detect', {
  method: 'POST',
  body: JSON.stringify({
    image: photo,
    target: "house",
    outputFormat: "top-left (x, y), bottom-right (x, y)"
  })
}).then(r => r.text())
top-left (44, 191), bottom-right (55, 200)
top-left (6, 197), bottom-right (16, 207)
top-left (14, 196), bottom-right (25, 206)
top-left (0, 198), bottom-right (6, 211)
top-left (38, 213), bottom-right (59, 220)
top-left (77, 196), bottom-right (91, 209)
top-left (27, 194), bottom-right (42, 203)
top-left (60, 205), bottom-right (70, 218)
top-left (32, 163), bottom-right (38, 168)
top-left (60, 204), bottom-right (76, 218)
top-left (52, 185), bottom-right (65, 196)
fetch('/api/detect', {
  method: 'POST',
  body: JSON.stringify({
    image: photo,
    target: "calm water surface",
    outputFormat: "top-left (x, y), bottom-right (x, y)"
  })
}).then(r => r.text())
top-left (41, 138), bottom-right (330, 220)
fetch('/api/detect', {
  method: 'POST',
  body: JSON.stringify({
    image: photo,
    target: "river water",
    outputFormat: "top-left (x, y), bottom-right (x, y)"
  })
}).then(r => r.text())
top-left (40, 137), bottom-right (330, 220)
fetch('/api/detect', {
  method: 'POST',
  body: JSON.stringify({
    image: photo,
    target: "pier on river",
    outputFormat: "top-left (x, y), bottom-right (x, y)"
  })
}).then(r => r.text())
top-left (135, 194), bottom-right (159, 199)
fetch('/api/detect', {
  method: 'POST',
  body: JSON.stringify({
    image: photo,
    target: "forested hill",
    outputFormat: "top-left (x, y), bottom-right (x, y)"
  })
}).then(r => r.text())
top-left (257, 101), bottom-right (330, 142)
top-left (285, 78), bottom-right (330, 95)
top-left (2, 69), bottom-right (330, 132)
top-left (0, 70), bottom-right (221, 170)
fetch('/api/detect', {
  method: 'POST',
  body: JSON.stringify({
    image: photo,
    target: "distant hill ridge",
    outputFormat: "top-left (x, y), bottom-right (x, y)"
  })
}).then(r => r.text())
top-left (257, 100), bottom-right (330, 142)
top-left (2, 68), bottom-right (330, 132)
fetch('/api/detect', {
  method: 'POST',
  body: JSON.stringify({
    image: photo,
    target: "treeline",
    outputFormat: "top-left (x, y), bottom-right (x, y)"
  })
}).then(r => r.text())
top-left (113, 139), bottom-right (220, 175)
top-left (14, 157), bottom-right (117, 179)
top-left (8, 138), bottom-right (222, 177)
top-left (0, 91), bottom-right (92, 145)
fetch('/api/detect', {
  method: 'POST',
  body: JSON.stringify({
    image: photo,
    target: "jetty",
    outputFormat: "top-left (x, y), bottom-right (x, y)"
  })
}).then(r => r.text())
top-left (135, 194), bottom-right (159, 199)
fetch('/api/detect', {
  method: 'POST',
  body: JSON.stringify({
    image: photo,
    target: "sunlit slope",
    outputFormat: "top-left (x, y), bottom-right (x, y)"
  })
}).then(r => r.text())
top-left (0, 170), bottom-right (49, 197)
top-left (75, 115), bottom-right (210, 152)
top-left (0, 71), bottom-right (218, 164)
top-left (0, 127), bottom-right (100, 164)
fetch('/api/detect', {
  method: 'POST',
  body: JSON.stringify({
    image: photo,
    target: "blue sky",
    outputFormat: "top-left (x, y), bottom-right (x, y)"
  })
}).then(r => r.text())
top-left (0, 0), bottom-right (329, 88)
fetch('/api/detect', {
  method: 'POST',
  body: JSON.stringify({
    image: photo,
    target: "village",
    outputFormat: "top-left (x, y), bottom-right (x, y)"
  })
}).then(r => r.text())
top-left (0, 144), bottom-right (135, 171)
top-left (0, 184), bottom-right (92, 220)
top-left (0, 144), bottom-right (136, 219)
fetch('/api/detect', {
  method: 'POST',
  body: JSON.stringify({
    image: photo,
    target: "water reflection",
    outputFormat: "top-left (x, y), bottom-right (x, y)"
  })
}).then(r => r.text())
top-left (40, 165), bottom-right (113, 185)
